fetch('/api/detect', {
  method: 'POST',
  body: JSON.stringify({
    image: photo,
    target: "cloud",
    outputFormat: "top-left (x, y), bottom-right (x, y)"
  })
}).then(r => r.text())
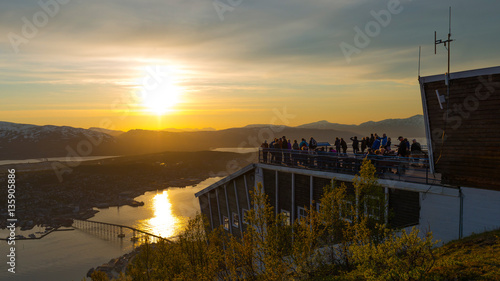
top-left (1, 0), bottom-right (500, 129)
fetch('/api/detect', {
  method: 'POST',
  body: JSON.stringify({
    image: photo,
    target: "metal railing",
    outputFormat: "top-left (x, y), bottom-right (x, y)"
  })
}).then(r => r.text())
top-left (259, 148), bottom-right (439, 185)
top-left (73, 219), bottom-right (174, 243)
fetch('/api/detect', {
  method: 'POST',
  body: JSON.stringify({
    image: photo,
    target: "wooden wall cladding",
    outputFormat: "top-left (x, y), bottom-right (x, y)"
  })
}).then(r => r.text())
top-left (423, 72), bottom-right (500, 191)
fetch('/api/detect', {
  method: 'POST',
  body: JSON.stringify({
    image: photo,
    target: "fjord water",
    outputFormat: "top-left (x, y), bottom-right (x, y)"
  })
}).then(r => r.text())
top-left (0, 177), bottom-right (222, 281)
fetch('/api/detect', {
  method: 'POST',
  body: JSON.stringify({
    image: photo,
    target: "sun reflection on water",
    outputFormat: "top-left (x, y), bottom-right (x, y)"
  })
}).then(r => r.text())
top-left (143, 190), bottom-right (183, 238)
top-left (134, 177), bottom-right (223, 240)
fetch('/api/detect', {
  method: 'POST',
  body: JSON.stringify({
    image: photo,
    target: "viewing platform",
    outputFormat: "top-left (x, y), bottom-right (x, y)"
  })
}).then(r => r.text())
top-left (196, 66), bottom-right (500, 245)
top-left (258, 148), bottom-right (440, 185)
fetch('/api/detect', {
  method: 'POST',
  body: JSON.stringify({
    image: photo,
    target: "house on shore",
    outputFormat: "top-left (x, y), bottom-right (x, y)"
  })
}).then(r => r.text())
top-left (195, 66), bottom-right (500, 244)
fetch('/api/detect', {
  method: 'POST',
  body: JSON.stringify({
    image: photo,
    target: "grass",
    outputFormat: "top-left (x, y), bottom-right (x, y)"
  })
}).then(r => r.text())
top-left (308, 228), bottom-right (500, 281)
top-left (428, 228), bottom-right (500, 280)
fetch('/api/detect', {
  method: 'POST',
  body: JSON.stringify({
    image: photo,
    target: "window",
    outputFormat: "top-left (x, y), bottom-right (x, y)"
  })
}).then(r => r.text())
top-left (232, 212), bottom-right (239, 228)
top-left (297, 206), bottom-right (307, 220)
top-left (242, 208), bottom-right (249, 224)
top-left (388, 188), bottom-right (419, 228)
top-left (281, 209), bottom-right (291, 225)
top-left (223, 216), bottom-right (230, 230)
top-left (340, 200), bottom-right (354, 222)
top-left (316, 203), bottom-right (327, 224)
top-left (364, 195), bottom-right (382, 220)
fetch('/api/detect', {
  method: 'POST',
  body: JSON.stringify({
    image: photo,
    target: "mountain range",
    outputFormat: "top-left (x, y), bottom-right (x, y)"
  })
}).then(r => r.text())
top-left (0, 115), bottom-right (424, 160)
top-left (295, 115), bottom-right (424, 138)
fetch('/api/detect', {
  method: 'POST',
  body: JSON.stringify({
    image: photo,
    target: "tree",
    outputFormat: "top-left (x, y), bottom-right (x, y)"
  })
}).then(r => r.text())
top-left (90, 270), bottom-right (110, 281)
top-left (334, 159), bottom-right (437, 280)
top-left (121, 158), bottom-right (438, 280)
top-left (242, 182), bottom-right (294, 279)
top-left (317, 158), bottom-right (388, 270)
top-left (318, 181), bottom-right (352, 267)
top-left (126, 214), bottom-right (228, 280)
top-left (349, 227), bottom-right (436, 281)
top-left (290, 204), bottom-right (327, 279)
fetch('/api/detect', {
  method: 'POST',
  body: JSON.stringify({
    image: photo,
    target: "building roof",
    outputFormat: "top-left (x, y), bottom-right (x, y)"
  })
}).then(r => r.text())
top-left (419, 66), bottom-right (500, 83)
top-left (195, 163), bottom-right (257, 197)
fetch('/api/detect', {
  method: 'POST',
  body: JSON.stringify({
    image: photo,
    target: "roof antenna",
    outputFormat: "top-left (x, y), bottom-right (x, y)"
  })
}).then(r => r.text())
top-left (418, 45), bottom-right (421, 78)
top-left (434, 7), bottom-right (455, 167)
top-left (435, 6), bottom-right (454, 77)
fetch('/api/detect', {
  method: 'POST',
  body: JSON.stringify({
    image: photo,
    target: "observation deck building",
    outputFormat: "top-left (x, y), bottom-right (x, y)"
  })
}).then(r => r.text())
top-left (195, 66), bottom-right (500, 244)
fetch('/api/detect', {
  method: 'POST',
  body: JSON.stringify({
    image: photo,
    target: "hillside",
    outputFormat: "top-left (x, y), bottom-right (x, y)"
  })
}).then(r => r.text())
top-left (297, 115), bottom-right (425, 138)
top-left (428, 228), bottom-right (500, 280)
top-left (0, 121), bottom-right (117, 160)
top-left (0, 123), bottom-right (358, 160)
top-left (318, 228), bottom-right (500, 280)
top-left (88, 127), bottom-right (125, 137)
top-left (0, 115), bottom-right (425, 160)
top-left (115, 126), bottom-right (358, 153)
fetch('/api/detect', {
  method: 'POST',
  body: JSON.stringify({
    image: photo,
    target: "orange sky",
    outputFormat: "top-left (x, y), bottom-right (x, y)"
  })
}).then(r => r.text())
top-left (1, 0), bottom-right (499, 131)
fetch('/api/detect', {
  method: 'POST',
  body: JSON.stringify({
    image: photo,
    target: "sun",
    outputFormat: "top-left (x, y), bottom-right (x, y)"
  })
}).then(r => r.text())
top-left (138, 65), bottom-right (183, 116)
top-left (142, 81), bottom-right (181, 115)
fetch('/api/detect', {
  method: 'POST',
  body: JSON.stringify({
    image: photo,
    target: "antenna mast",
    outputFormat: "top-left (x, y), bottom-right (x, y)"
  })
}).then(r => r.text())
top-left (418, 46), bottom-right (421, 78)
top-left (433, 7), bottom-right (455, 168)
top-left (435, 7), bottom-right (454, 75)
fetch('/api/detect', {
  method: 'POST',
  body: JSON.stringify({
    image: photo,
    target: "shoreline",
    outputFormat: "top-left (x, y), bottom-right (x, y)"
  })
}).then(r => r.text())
top-left (0, 156), bottom-right (120, 166)
top-left (0, 151), bottom-right (255, 231)
top-left (0, 176), bottom-right (204, 232)
top-left (0, 150), bottom-right (254, 280)
top-left (86, 245), bottom-right (144, 279)
top-left (0, 227), bottom-right (74, 241)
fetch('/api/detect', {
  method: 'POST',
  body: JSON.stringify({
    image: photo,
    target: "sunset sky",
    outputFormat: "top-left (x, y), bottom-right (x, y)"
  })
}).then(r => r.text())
top-left (1, 0), bottom-right (499, 131)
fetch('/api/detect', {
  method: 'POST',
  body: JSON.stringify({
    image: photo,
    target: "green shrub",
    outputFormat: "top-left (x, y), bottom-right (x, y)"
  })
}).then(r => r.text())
top-left (349, 227), bottom-right (436, 281)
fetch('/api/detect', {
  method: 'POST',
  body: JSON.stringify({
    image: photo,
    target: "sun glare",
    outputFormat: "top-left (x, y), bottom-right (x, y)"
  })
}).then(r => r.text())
top-left (147, 191), bottom-right (179, 238)
top-left (137, 64), bottom-right (183, 116)
top-left (142, 82), bottom-right (181, 115)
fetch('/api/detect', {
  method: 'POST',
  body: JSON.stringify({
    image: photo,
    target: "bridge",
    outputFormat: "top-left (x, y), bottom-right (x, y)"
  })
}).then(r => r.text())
top-left (73, 219), bottom-right (173, 244)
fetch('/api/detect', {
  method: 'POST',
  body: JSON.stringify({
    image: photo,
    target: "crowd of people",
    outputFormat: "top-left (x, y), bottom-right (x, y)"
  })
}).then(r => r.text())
top-left (260, 133), bottom-right (424, 165)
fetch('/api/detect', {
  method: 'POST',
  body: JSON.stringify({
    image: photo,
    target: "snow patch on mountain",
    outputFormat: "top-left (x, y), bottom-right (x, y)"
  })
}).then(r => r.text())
top-left (0, 121), bottom-right (114, 143)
